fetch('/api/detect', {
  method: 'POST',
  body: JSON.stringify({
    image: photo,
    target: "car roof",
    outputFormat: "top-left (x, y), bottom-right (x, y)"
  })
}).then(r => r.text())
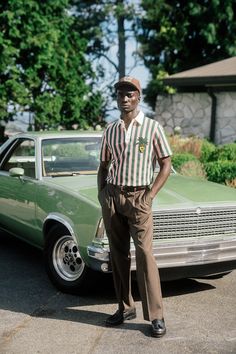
top-left (0, 130), bottom-right (103, 153)
top-left (9, 130), bottom-right (103, 140)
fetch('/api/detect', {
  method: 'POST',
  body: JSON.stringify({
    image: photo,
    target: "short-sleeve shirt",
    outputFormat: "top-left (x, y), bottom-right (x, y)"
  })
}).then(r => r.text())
top-left (100, 111), bottom-right (172, 186)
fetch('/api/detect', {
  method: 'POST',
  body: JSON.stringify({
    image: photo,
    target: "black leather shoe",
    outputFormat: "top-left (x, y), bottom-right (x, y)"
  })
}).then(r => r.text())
top-left (151, 318), bottom-right (166, 338)
top-left (105, 308), bottom-right (136, 326)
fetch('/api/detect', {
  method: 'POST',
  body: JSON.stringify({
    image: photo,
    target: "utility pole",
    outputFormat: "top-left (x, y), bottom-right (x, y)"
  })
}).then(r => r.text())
top-left (117, 0), bottom-right (126, 78)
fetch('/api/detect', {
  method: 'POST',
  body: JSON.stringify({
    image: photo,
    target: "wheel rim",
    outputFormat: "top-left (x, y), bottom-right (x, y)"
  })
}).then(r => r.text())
top-left (52, 235), bottom-right (85, 282)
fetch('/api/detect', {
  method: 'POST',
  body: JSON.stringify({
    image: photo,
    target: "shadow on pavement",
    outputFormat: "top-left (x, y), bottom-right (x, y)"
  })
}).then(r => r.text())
top-left (0, 229), bottom-right (217, 336)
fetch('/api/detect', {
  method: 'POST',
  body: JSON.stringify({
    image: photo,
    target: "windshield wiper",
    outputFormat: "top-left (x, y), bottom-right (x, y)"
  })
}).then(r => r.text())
top-left (46, 171), bottom-right (81, 177)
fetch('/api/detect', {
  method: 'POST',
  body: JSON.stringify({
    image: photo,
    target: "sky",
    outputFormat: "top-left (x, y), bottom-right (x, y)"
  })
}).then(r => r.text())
top-left (93, 3), bottom-right (152, 122)
top-left (100, 38), bottom-right (151, 121)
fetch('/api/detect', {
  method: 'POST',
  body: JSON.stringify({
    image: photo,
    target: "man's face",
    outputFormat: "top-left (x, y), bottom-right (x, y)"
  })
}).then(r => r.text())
top-left (116, 86), bottom-right (140, 113)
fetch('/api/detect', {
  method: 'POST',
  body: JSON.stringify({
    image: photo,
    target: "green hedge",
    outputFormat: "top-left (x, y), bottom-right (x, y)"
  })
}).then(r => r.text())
top-left (210, 143), bottom-right (236, 162)
top-left (171, 138), bottom-right (236, 186)
top-left (201, 142), bottom-right (236, 163)
top-left (200, 140), bottom-right (216, 163)
top-left (200, 142), bottom-right (236, 185)
top-left (171, 153), bottom-right (197, 171)
top-left (204, 161), bottom-right (236, 184)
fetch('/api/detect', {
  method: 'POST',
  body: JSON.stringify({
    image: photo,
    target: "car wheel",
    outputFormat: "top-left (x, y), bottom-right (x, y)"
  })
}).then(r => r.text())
top-left (44, 224), bottom-right (93, 294)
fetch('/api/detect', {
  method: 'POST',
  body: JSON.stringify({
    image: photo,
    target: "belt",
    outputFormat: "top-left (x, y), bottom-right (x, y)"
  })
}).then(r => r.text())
top-left (112, 185), bottom-right (148, 192)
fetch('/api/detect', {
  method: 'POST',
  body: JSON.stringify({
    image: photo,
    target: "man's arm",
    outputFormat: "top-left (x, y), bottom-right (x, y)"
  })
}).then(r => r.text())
top-left (97, 161), bottom-right (109, 193)
top-left (149, 156), bottom-right (172, 199)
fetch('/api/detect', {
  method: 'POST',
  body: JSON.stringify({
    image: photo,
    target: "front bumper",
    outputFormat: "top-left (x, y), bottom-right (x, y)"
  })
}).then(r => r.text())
top-left (87, 244), bottom-right (111, 272)
top-left (150, 236), bottom-right (236, 268)
top-left (87, 236), bottom-right (236, 278)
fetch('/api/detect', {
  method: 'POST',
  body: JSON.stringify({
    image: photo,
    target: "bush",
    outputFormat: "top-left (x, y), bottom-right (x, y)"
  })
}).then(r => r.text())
top-left (169, 135), bottom-right (202, 158)
top-left (179, 160), bottom-right (206, 179)
top-left (226, 178), bottom-right (236, 188)
top-left (204, 161), bottom-right (236, 184)
top-left (200, 139), bottom-right (216, 163)
top-left (169, 134), bottom-right (236, 187)
top-left (171, 153), bottom-right (197, 171)
top-left (200, 142), bottom-right (236, 163)
top-left (201, 142), bottom-right (236, 186)
top-left (210, 143), bottom-right (236, 162)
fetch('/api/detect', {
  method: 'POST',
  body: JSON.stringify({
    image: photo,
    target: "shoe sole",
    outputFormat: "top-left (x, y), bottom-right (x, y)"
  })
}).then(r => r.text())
top-left (151, 329), bottom-right (166, 338)
top-left (124, 312), bottom-right (136, 321)
top-left (105, 312), bottom-right (136, 326)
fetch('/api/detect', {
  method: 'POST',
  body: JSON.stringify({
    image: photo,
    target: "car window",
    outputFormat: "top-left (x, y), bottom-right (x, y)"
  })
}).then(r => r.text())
top-left (42, 137), bottom-right (101, 176)
top-left (0, 139), bottom-right (36, 178)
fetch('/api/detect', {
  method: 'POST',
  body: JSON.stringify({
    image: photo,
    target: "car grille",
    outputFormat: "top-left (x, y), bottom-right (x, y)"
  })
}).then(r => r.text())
top-left (153, 206), bottom-right (236, 240)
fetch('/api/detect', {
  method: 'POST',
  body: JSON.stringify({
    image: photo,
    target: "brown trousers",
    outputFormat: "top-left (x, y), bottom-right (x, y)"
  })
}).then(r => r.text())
top-left (99, 183), bottom-right (163, 321)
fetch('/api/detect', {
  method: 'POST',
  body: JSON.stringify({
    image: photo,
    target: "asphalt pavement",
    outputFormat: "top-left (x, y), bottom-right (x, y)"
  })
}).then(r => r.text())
top-left (0, 230), bottom-right (236, 354)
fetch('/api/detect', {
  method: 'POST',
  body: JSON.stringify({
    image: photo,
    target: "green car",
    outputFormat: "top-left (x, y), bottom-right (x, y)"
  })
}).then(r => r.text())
top-left (0, 131), bottom-right (236, 294)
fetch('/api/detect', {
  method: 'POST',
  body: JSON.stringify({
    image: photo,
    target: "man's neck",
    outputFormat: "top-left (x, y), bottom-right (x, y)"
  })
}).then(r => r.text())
top-left (121, 109), bottom-right (139, 129)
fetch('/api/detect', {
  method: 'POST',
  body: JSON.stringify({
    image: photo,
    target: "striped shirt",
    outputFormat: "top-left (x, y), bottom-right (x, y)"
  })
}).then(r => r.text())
top-left (100, 111), bottom-right (172, 186)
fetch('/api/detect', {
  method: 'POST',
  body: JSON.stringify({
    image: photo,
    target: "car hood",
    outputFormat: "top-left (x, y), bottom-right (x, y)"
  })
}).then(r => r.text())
top-left (157, 174), bottom-right (236, 209)
top-left (45, 174), bottom-right (236, 210)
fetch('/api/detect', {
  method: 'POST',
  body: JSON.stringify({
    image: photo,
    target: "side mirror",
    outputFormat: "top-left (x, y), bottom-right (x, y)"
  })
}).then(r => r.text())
top-left (9, 167), bottom-right (24, 177)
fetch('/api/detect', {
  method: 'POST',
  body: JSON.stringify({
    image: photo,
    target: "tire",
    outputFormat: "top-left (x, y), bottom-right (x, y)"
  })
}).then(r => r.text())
top-left (44, 224), bottom-right (94, 294)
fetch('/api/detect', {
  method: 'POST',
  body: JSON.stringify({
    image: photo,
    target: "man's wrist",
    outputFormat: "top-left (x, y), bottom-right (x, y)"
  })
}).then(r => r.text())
top-left (149, 189), bottom-right (155, 200)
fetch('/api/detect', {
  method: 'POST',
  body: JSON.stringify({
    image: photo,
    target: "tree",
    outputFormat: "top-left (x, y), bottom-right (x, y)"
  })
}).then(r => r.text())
top-left (71, 0), bottom-right (142, 115)
top-left (0, 0), bottom-right (103, 140)
top-left (138, 0), bottom-right (236, 108)
top-left (71, 0), bottom-right (140, 75)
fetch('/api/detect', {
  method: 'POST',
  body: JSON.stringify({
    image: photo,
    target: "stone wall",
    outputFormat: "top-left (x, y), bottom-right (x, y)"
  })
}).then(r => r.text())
top-left (155, 92), bottom-right (236, 144)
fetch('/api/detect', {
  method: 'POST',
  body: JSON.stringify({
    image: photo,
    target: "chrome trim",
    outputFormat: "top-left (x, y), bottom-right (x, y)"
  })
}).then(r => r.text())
top-left (129, 236), bottom-right (236, 270)
top-left (152, 206), bottom-right (236, 240)
top-left (36, 138), bottom-right (43, 180)
top-left (94, 217), bottom-right (106, 239)
top-left (87, 245), bottom-right (110, 262)
top-left (52, 235), bottom-right (85, 281)
top-left (87, 236), bottom-right (236, 270)
top-left (89, 206), bottom-right (236, 271)
top-left (43, 213), bottom-right (77, 243)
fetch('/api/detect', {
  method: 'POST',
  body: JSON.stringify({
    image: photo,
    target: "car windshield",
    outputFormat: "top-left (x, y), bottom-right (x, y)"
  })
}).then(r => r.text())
top-left (42, 137), bottom-right (101, 177)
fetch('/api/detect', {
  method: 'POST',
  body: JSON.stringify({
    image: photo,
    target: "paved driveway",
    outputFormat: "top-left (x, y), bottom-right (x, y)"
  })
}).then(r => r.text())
top-left (0, 231), bottom-right (236, 354)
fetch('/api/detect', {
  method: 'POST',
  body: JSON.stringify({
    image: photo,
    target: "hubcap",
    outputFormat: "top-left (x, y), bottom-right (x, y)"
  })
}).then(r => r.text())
top-left (52, 235), bottom-right (85, 281)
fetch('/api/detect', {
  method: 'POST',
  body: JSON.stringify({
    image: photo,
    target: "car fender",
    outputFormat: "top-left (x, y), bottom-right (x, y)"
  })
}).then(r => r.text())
top-left (43, 212), bottom-right (78, 245)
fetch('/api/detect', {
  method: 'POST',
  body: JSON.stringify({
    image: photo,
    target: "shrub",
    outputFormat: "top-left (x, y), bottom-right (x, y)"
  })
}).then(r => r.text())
top-left (179, 160), bottom-right (206, 179)
top-left (169, 135), bottom-right (202, 158)
top-left (204, 161), bottom-right (236, 184)
top-left (200, 139), bottom-right (216, 163)
top-left (169, 134), bottom-right (236, 187)
top-left (211, 143), bottom-right (236, 162)
top-left (171, 153), bottom-right (197, 171)
top-left (200, 142), bottom-right (236, 163)
top-left (226, 178), bottom-right (236, 188)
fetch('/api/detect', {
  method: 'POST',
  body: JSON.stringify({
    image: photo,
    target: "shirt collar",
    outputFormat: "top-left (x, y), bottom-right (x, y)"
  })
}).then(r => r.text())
top-left (135, 110), bottom-right (144, 125)
top-left (118, 110), bottom-right (144, 126)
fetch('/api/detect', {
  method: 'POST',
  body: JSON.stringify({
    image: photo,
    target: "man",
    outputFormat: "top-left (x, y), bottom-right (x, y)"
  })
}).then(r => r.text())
top-left (97, 76), bottom-right (172, 338)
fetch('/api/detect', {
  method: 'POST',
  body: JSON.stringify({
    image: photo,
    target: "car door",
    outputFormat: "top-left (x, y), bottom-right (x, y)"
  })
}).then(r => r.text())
top-left (0, 138), bottom-right (38, 241)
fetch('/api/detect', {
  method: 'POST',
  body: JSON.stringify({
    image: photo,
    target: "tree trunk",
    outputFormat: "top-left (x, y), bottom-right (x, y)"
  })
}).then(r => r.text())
top-left (117, 0), bottom-right (126, 78)
top-left (0, 126), bottom-right (7, 144)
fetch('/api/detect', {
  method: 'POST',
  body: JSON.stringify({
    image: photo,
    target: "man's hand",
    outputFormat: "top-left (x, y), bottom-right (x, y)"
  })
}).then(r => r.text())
top-left (97, 161), bottom-right (109, 193)
top-left (150, 156), bottom-right (172, 199)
